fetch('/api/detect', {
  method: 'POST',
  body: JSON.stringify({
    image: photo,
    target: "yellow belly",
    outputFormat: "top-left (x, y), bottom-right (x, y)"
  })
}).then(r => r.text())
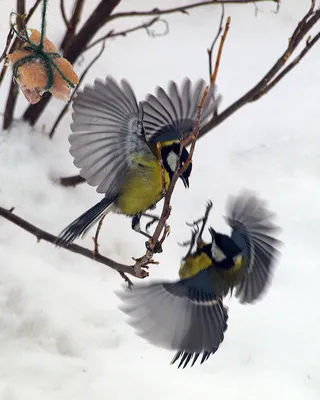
top-left (179, 251), bottom-right (212, 279)
top-left (116, 157), bottom-right (170, 216)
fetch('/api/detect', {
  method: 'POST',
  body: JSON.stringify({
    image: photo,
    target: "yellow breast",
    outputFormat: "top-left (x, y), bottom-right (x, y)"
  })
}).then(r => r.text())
top-left (116, 156), bottom-right (170, 216)
top-left (179, 252), bottom-right (212, 279)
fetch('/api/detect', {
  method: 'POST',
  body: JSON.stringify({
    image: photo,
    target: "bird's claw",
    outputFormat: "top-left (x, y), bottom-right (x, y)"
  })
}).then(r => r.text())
top-left (145, 240), bottom-right (163, 254)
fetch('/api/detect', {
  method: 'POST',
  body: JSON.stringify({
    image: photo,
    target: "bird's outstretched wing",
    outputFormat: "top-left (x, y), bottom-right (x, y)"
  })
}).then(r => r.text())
top-left (142, 78), bottom-right (221, 144)
top-left (225, 191), bottom-right (282, 303)
top-left (69, 76), bottom-right (153, 198)
top-left (116, 270), bottom-right (228, 368)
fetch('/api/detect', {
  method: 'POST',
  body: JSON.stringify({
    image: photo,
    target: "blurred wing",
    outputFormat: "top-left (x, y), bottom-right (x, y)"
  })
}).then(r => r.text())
top-left (225, 191), bottom-right (282, 303)
top-left (142, 78), bottom-right (221, 144)
top-left (116, 270), bottom-right (228, 368)
top-left (69, 76), bottom-right (153, 198)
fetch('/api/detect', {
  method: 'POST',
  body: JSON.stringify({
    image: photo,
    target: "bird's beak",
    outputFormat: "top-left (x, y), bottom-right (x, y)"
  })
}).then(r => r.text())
top-left (208, 227), bottom-right (216, 239)
top-left (181, 175), bottom-right (189, 188)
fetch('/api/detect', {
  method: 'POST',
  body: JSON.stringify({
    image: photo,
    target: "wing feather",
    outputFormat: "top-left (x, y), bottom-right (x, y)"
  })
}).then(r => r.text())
top-left (69, 76), bottom-right (153, 197)
top-left (225, 191), bottom-right (282, 303)
top-left (143, 78), bottom-right (222, 143)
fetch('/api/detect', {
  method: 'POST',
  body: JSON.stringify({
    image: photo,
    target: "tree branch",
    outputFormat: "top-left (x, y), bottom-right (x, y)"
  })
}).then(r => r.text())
top-left (60, 0), bottom-right (71, 29)
top-left (0, 206), bottom-right (147, 279)
top-left (198, 1), bottom-right (320, 138)
top-left (86, 17), bottom-right (162, 51)
top-left (132, 87), bottom-right (209, 274)
top-left (2, 0), bottom-right (25, 130)
top-left (60, 0), bottom-right (85, 53)
top-left (109, 0), bottom-right (279, 20)
top-left (208, 4), bottom-right (225, 78)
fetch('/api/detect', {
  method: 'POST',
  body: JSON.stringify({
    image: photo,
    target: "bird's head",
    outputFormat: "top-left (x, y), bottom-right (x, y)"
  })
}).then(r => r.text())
top-left (161, 141), bottom-right (192, 188)
top-left (207, 227), bottom-right (243, 268)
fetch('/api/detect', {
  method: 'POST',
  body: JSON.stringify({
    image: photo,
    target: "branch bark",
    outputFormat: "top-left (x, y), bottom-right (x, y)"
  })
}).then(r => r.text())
top-left (60, 0), bottom-right (85, 53)
top-left (199, 2), bottom-right (320, 139)
top-left (0, 206), bottom-right (142, 278)
top-left (2, 0), bottom-right (25, 130)
top-left (108, 0), bottom-right (279, 20)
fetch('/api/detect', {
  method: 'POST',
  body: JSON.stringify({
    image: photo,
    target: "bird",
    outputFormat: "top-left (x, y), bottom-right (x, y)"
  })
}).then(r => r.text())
top-left (116, 191), bottom-right (282, 368)
top-left (56, 76), bottom-right (220, 248)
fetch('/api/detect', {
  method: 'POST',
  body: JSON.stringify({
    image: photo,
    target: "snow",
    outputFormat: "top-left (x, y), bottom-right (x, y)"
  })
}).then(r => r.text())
top-left (0, 0), bottom-right (320, 398)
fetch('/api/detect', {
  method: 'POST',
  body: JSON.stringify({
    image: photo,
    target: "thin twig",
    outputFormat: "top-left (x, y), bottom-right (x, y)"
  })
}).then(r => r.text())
top-left (60, 0), bottom-right (71, 29)
top-left (198, 3), bottom-right (320, 139)
top-left (93, 214), bottom-right (106, 257)
top-left (211, 15), bottom-right (231, 86)
top-left (131, 87), bottom-right (209, 274)
top-left (60, 0), bottom-right (85, 52)
top-left (156, 142), bottom-right (167, 195)
top-left (0, 29), bottom-right (14, 64)
top-left (0, 206), bottom-right (148, 279)
top-left (49, 39), bottom-right (107, 139)
top-left (108, 0), bottom-right (279, 20)
top-left (86, 17), bottom-right (161, 51)
top-left (208, 4), bottom-right (225, 78)
top-left (2, 0), bottom-right (26, 130)
top-left (252, 31), bottom-right (320, 101)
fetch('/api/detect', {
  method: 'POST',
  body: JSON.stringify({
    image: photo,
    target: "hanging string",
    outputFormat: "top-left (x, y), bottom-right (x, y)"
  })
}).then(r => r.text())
top-left (10, 0), bottom-right (76, 91)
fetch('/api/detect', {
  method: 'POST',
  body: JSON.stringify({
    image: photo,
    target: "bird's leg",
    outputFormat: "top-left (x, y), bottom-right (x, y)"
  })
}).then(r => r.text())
top-left (131, 214), bottom-right (162, 253)
top-left (196, 200), bottom-right (213, 247)
top-left (141, 212), bottom-right (161, 233)
top-left (181, 200), bottom-right (213, 251)
top-left (182, 226), bottom-right (200, 259)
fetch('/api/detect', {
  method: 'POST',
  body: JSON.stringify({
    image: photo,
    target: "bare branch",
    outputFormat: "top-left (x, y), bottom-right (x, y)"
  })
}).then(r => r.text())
top-left (49, 39), bottom-right (107, 139)
top-left (0, 206), bottom-right (148, 279)
top-left (208, 4), bottom-right (225, 78)
top-left (2, 0), bottom-right (26, 130)
top-left (109, 0), bottom-right (280, 20)
top-left (198, 3), bottom-right (320, 139)
top-left (86, 17), bottom-right (161, 51)
top-left (131, 87), bottom-right (209, 274)
top-left (60, 0), bottom-right (85, 52)
top-left (60, 0), bottom-right (71, 29)
top-left (93, 214), bottom-right (106, 257)
top-left (211, 15), bottom-right (231, 85)
top-left (0, 28), bottom-right (14, 64)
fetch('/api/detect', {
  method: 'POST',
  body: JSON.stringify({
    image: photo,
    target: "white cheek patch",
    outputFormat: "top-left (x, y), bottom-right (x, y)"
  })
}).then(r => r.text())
top-left (215, 247), bottom-right (226, 262)
top-left (167, 151), bottom-right (179, 172)
top-left (211, 241), bottom-right (226, 262)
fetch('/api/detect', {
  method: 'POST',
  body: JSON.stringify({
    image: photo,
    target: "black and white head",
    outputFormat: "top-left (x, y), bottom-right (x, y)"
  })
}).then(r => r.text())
top-left (161, 142), bottom-right (192, 188)
top-left (208, 227), bottom-right (243, 267)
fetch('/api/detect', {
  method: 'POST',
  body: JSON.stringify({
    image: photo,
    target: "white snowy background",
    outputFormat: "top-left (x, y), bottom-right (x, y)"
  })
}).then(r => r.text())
top-left (0, 0), bottom-right (319, 399)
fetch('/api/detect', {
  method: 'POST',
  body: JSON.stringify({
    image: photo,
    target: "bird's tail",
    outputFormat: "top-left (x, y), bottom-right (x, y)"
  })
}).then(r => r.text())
top-left (56, 197), bottom-right (114, 247)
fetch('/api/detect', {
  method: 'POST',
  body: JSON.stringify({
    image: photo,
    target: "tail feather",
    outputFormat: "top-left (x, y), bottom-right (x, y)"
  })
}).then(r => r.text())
top-left (56, 197), bottom-right (114, 247)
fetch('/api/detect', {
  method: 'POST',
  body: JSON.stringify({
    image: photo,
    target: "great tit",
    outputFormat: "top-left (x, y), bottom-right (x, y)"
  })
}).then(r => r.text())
top-left (116, 192), bottom-right (282, 368)
top-left (56, 76), bottom-right (220, 247)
